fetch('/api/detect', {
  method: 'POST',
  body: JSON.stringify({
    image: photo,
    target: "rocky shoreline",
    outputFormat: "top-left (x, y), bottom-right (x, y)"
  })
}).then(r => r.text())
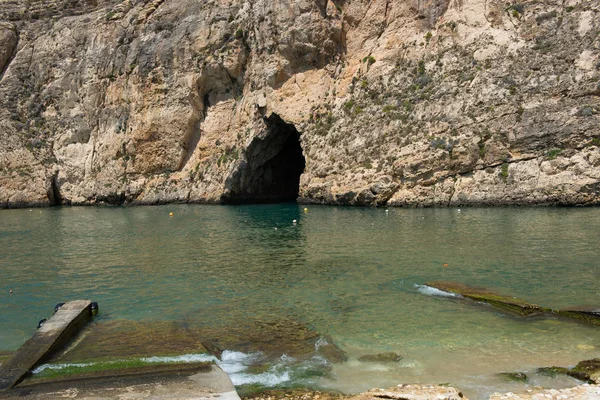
top-left (243, 385), bottom-right (600, 400)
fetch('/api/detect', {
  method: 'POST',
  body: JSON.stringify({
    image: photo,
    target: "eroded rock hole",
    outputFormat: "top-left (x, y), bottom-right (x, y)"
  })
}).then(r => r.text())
top-left (223, 114), bottom-right (305, 204)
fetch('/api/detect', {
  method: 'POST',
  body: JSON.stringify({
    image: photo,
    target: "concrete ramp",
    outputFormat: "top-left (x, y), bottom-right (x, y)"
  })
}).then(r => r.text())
top-left (0, 364), bottom-right (241, 400)
top-left (0, 300), bottom-right (93, 391)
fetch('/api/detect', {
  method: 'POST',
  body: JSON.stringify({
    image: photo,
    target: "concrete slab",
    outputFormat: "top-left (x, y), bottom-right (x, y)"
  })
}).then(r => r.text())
top-left (0, 300), bottom-right (92, 391)
top-left (0, 364), bottom-right (241, 400)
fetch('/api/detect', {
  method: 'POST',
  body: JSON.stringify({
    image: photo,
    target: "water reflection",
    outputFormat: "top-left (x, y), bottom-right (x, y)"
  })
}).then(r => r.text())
top-left (1, 205), bottom-right (599, 399)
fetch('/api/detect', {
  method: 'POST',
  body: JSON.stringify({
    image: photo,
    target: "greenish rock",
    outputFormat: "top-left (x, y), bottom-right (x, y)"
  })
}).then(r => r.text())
top-left (536, 366), bottom-right (570, 378)
top-left (426, 282), bottom-right (548, 317)
top-left (568, 358), bottom-right (600, 383)
top-left (498, 372), bottom-right (528, 382)
top-left (556, 307), bottom-right (600, 327)
top-left (357, 352), bottom-right (403, 363)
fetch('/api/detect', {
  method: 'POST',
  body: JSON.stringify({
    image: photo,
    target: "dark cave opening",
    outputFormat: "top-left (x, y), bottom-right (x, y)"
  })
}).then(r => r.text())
top-left (223, 114), bottom-right (305, 204)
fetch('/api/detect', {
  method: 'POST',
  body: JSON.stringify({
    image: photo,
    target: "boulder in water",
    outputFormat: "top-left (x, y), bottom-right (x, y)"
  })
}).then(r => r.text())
top-left (568, 358), bottom-right (600, 384)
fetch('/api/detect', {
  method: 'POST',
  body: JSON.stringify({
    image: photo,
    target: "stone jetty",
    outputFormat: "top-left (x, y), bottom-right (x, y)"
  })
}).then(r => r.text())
top-left (0, 300), bottom-right (93, 391)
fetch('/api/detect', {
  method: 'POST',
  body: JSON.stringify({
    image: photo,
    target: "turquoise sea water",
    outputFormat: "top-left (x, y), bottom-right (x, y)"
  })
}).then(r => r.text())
top-left (1, 204), bottom-right (599, 399)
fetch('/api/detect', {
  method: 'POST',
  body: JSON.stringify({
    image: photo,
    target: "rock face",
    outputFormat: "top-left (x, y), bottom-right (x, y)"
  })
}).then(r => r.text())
top-left (0, 0), bottom-right (599, 207)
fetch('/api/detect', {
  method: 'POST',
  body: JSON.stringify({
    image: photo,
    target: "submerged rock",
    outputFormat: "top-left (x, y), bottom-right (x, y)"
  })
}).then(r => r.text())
top-left (357, 352), bottom-right (403, 363)
top-left (498, 372), bottom-right (528, 382)
top-left (315, 335), bottom-right (348, 363)
top-left (536, 366), bottom-right (570, 378)
top-left (425, 282), bottom-right (547, 317)
top-left (47, 317), bottom-right (347, 366)
top-left (556, 306), bottom-right (600, 327)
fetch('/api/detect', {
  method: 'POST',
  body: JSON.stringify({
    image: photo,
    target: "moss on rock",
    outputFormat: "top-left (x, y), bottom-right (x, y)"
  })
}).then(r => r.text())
top-left (556, 307), bottom-right (600, 327)
top-left (569, 358), bottom-right (600, 383)
top-left (498, 372), bottom-right (528, 382)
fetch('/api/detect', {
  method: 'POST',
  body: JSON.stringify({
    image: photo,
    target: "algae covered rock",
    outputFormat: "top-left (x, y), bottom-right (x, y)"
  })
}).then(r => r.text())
top-left (357, 352), bottom-right (403, 363)
top-left (425, 282), bottom-right (547, 317)
top-left (556, 306), bottom-right (600, 327)
top-left (568, 358), bottom-right (600, 384)
top-left (498, 372), bottom-right (528, 382)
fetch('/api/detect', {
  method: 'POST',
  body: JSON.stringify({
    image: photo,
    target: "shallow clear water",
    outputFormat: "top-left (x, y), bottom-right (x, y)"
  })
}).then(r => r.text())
top-left (1, 205), bottom-right (599, 399)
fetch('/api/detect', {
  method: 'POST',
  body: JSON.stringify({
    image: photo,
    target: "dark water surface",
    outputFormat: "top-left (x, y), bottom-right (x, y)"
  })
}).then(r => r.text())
top-left (1, 205), bottom-right (599, 399)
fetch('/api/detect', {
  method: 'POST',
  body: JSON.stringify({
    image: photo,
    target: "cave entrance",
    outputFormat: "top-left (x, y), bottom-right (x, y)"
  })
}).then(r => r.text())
top-left (223, 114), bottom-right (305, 204)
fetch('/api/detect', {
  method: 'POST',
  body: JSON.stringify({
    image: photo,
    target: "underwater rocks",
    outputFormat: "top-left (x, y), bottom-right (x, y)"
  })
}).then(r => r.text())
top-left (424, 282), bottom-right (600, 328)
top-left (536, 366), bottom-right (571, 378)
top-left (498, 372), bottom-right (528, 383)
top-left (357, 352), bottom-right (403, 363)
top-left (45, 317), bottom-right (347, 366)
top-left (536, 359), bottom-right (600, 384)
top-left (425, 282), bottom-right (546, 317)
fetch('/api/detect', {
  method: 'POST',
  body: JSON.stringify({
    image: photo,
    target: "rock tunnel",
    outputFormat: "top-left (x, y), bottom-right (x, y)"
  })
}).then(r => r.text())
top-left (222, 114), bottom-right (305, 204)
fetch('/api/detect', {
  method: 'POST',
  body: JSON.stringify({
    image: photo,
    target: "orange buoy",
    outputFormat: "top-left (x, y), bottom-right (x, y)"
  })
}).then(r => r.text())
top-left (443, 263), bottom-right (449, 267)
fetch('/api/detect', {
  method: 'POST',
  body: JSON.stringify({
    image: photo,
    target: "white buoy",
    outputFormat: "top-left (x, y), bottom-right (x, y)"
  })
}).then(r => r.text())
top-left (274, 227), bottom-right (278, 230)
top-left (293, 219), bottom-right (297, 224)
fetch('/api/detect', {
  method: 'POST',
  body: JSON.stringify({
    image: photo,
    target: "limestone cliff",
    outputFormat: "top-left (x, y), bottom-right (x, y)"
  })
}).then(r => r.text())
top-left (0, 0), bottom-right (599, 207)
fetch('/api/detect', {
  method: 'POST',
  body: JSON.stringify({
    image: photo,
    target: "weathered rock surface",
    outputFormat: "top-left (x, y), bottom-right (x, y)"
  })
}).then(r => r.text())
top-left (489, 384), bottom-right (600, 400)
top-left (348, 385), bottom-right (467, 400)
top-left (0, 0), bottom-right (599, 207)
